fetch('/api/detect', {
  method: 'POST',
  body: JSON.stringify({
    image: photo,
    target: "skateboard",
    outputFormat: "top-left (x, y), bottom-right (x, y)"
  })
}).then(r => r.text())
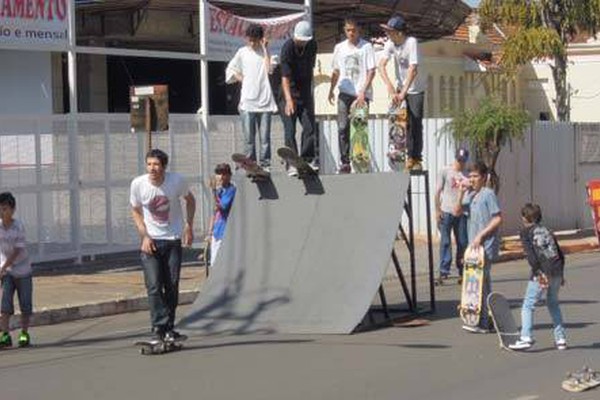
top-left (487, 292), bottom-right (519, 350)
top-left (231, 153), bottom-right (270, 181)
top-left (349, 101), bottom-right (371, 173)
top-left (276, 146), bottom-right (317, 179)
top-left (387, 101), bottom-right (408, 171)
top-left (135, 334), bottom-right (187, 355)
top-left (562, 367), bottom-right (600, 393)
top-left (458, 246), bottom-right (485, 328)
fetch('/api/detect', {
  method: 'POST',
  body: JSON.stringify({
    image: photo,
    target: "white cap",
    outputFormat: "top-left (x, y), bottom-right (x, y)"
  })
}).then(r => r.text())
top-left (293, 20), bottom-right (313, 41)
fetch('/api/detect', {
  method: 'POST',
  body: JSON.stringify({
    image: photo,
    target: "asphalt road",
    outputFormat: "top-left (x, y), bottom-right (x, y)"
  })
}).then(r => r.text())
top-left (1, 253), bottom-right (599, 400)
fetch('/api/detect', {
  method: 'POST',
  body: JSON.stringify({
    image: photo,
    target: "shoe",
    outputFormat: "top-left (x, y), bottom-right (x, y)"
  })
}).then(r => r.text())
top-left (556, 338), bottom-right (567, 350)
top-left (287, 166), bottom-right (298, 177)
top-left (405, 158), bottom-right (415, 170)
top-left (17, 331), bottom-right (30, 347)
top-left (261, 165), bottom-right (271, 173)
top-left (164, 330), bottom-right (185, 342)
top-left (457, 276), bottom-right (463, 285)
top-left (462, 325), bottom-right (489, 334)
top-left (509, 337), bottom-right (534, 350)
top-left (338, 164), bottom-right (351, 174)
top-left (412, 160), bottom-right (423, 171)
top-left (0, 331), bottom-right (12, 348)
top-left (308, 160), bottom-right (320, 172)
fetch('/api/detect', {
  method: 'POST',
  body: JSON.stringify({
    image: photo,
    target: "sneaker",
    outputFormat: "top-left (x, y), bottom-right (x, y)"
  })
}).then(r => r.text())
top-left (17, 331), bottom-right (30, 348)
top-left (0, 332), bottom-right (12, 348)
top-left (164, 330), bottom-right (186, 342)
top-left (338, 163), bottom-right (351, 174)
top-left (509, 337), bottom-right (534, 350)
top-left (287, 166), bottom-right (298, 177)
top-left (308, 160), bottom-right (320, 172)
top-left (462, 325), bottom-right (489, 334)
top-left (556, 338), bottom-right (567, 350)
top-left (261, 165), bottom-right (271, 173)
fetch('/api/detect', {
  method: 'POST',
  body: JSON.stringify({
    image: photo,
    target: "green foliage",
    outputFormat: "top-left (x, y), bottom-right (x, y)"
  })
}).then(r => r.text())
top-left (442, 97), bottom-right (529, 191)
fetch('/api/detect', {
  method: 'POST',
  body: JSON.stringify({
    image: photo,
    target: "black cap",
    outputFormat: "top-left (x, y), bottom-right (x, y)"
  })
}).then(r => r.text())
top-left (380, 15), bottom-right (407, 32)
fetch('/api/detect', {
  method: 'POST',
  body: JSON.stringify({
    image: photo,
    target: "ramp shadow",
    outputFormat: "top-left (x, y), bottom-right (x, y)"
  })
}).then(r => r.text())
top-left (255, 179), bottom-right (279, 200)
top-left (301, 175), bottom-right (325, 195)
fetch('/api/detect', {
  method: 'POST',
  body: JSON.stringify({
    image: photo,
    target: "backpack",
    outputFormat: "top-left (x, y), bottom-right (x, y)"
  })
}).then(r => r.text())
top-left (531, 225), bottom-right (564, 276)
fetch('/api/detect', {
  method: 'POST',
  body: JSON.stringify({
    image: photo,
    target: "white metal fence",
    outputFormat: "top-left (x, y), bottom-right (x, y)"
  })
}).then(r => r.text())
top-left (1, 113), bottom-right (598, 264)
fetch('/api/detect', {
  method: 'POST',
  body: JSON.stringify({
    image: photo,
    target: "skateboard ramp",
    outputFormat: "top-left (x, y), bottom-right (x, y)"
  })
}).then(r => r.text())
top-left (180, 172), bottom-right (409, 334)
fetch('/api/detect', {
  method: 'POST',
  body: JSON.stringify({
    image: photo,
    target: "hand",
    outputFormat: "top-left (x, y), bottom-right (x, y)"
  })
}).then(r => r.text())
top-left (328, 90), bottom-right (335, 105)
top-left (356, 92), bottom-right (366, 107)
top-left (285, 99), bottom-right (296, 116)
top-left (386, 84), bottom-right (396, 98)
top-left (141, 235), bottom-right (156, 254)
top-left (182, 224), bottom-right (193, 247)
top-left (393, 92), bottom-right (405, 105)
top-left (471, 234), bottom-right (483, 249)
top-left (538, 273), bottom-right (549, 289)
top-left (261, 37), bottom-right (269, 49)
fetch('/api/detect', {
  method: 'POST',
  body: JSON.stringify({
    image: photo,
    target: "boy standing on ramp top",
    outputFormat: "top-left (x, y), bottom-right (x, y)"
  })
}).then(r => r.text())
top-left (130, 149), bottom-right (196, 342)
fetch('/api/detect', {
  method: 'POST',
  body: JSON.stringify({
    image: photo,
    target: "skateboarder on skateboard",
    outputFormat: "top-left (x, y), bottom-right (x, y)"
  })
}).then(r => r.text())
top-left (226, 24), bottom-right (277, 171)
top-left (278, 21), bottom-right (319, 177)
top-left (379, 14), bottom-right (426, 171)
top-left (130, 149), bottom-right (196, 343)
top-left (455, 161), bottom-right (502, 333)
top-left (328, 17), bottom-right (376, 174)
top-left (509, 203), bottom-right (567, 351)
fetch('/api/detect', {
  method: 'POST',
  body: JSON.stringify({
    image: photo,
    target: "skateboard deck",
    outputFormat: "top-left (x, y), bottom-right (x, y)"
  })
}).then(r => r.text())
top-left (459, 246), bottom-right (485, 327)
top-left (562, 367), bottom-right (600, 392)
top-left (349, 102), bottom-right (371, 173)
top-left (277, 146), bottom-right (317, 179)
top-left (387, 101), bottom-right (408, 171)
top-left (231, 153), bottom-right (270, 181)
top-left (135, 335), bottom-right (187, 355)
top-left (487, 292), bottom-right (519, 350)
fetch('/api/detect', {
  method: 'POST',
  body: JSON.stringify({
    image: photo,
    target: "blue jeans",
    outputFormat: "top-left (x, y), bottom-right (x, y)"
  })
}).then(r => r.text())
top-left (1, 274), bottom-right (33, 316)
top-left (140, 239), bottom-right (182, 333)
top-left (439, 212), bottom-right (468, 276)
top-left (520, 276), bottom-right (566, 342)
top-left (240, 111), bottom-right (272, 167)
top-left (480, 260), bottom-right (492, 329)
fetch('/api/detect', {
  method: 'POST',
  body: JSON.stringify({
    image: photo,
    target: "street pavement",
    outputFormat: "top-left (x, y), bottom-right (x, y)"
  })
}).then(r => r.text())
top-left (0, 252), bottom-right (598, 400)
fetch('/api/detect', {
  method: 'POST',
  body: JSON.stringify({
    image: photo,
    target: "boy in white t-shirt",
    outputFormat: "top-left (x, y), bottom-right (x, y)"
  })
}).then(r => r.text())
top-left (0, 192), bottom-right (33, 348)
top-left (328, 17), bottom-right (376, 173)
top-left (226, 24), bottom-right (277, 170)
top-left (130, 149), bottom-right (196, 342)
top-left (379, 14), bottom-right (426, 171)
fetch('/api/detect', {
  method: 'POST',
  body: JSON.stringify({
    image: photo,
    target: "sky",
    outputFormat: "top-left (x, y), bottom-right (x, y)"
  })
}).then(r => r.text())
top-left (463, 0), bottom-right (481, 7)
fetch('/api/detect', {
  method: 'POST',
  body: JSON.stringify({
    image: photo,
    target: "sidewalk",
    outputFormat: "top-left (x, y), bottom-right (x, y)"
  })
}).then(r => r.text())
top-left (9, 231), bottom-right (599, 330)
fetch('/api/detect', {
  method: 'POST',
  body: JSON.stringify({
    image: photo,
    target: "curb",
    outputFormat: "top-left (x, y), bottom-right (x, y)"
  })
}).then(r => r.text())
top-left (10, 290), bottom-right (200, 330)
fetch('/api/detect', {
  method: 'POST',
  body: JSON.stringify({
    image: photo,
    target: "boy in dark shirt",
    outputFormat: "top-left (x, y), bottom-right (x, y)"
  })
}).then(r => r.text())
top-left (510, 203), bottom-right (567, 350)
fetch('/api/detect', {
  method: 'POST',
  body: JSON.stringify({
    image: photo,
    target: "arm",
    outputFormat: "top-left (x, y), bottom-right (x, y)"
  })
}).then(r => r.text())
top-left (378, 55), bottom-right (396, 99)
top-left (261, 38), bottom-right (272, 74)
top-left (282, 76), bottom-right (295, 116)
top-left (131, 205), bottom-right (156, 254)
top-left (225, 50), bottom-right (243, 84)
top-left (0, 248), bottom-right (23, 277)
top-left (434, 186), bottom-right (443, 223)
top-left (328, 69), bottom-right (339, 105)
top-left (472, 213), bottom-right (502, 248)
top-left (357, 68), bottom-right (376, 106)
top-left (520, 228), bottom-right (542, 276)
top-left (182, 191), bottom-right (196, 247)
top-left (397, 64), bottom-right (418, 102)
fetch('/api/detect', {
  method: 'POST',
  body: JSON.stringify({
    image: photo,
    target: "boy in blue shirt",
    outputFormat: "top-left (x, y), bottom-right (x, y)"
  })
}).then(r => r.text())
top-left (209, 163), bottom-right (237, 266)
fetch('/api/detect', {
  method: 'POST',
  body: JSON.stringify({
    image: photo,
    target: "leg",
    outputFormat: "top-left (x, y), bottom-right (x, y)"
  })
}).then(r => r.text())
top-left (479, 260), bottom-right (493, 329)
top-left (438, 212), bottom-right (453, 277)
top-left (240, 111), bottom-right (258, 161)
top-left (164, 240), bottom-right (183, 330)
top-left (545, 276), bottom-right (566, 342)
top-left (0, 276), bottom-right (16, 346)
top-left (337, 93), bottom-right (355, 165)
top-left (280, 102), bottom-right (299, 154)
top-left (298, 100), bottom-right (318, 163)
top-left (140, 250), bottom-right (170, 333)
top-left (15, 275), bottom-right (33, 332)
top-left (210, 237), bottom-right (222, 266)
top-left (258, 112), bottom-right (272, 168)
top-left (406, 92), bottom-right (425, 161)
top-left (453, 215), bottom-right (468, 276)
top-left (519, 279), bottom-right (541, 340)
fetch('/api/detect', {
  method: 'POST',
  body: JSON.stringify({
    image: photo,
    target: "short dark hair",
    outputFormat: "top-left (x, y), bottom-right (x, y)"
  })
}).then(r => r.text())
top-left (521, 203), bottom-right (542, 224)
top-left (344, 16), bottom-right (359, 27)
top-left (0, 192), bottom-right (16, 209)
top-left (214, 163), bottom-right (232, 175)
top-left (469, 161), bottom-right (488, 177)
top-left (145, 148), bottom-right (169, 167)
top-left (246, 24), bottom-right (264, 40)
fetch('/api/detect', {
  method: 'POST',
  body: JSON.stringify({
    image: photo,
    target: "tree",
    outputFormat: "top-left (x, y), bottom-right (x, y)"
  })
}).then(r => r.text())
top-left (442, 96), bottom-right (529, 192)
top-left (479, 0), bottom-right (600, 121)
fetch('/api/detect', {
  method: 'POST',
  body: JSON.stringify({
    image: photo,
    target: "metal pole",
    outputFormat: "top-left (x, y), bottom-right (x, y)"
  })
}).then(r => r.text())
top-left (424, 171), bottom-right (436, 311)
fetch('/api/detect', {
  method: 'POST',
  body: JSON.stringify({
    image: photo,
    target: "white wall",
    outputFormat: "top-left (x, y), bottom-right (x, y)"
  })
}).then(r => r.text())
top-left (0, 50), bottom-right (53, 115)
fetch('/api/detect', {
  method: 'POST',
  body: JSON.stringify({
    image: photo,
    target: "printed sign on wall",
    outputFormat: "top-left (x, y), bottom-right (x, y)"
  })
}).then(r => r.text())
top-left (0, 0), bottom-right (69, 50)
top-left (207, 3), bottom-right (306, 62)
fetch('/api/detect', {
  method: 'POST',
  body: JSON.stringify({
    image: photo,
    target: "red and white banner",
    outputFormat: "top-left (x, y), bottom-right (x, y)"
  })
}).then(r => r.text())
top-left (0, 0), bottom-right (68, 50)
top-left (207, 3), bottom-right (306, 62)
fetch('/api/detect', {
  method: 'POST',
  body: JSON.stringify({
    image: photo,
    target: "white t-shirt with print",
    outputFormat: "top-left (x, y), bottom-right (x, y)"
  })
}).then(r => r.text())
top-left (0, 218), bottom-right (32, 278)
top-left (130, 172), bottom-right (191, 240)
top-left (331, 39), bottom-right (376, 99)
top-left (382, 36), bottom-right (426, 94)
top-left (226, 46), bottom-right (277, 113)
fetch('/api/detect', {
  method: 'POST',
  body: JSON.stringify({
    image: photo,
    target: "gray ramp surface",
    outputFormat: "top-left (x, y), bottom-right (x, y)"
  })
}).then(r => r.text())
top-left (180, 172), bottom-right (409, 334)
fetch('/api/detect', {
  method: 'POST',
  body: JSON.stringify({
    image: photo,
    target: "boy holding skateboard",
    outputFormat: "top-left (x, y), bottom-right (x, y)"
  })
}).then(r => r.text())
top-left (455, 162), bottom-right (502, 333)
top-left (509, 203), bottom-right (567, 350)
top-left (208, 163), bottom-right (236, 266)
top-left (328, 17), bottom-right (376, 174)
top-left (0, 192), bottom-right (33, 348)
top-left (130, 149), bottom-right (196, 342)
